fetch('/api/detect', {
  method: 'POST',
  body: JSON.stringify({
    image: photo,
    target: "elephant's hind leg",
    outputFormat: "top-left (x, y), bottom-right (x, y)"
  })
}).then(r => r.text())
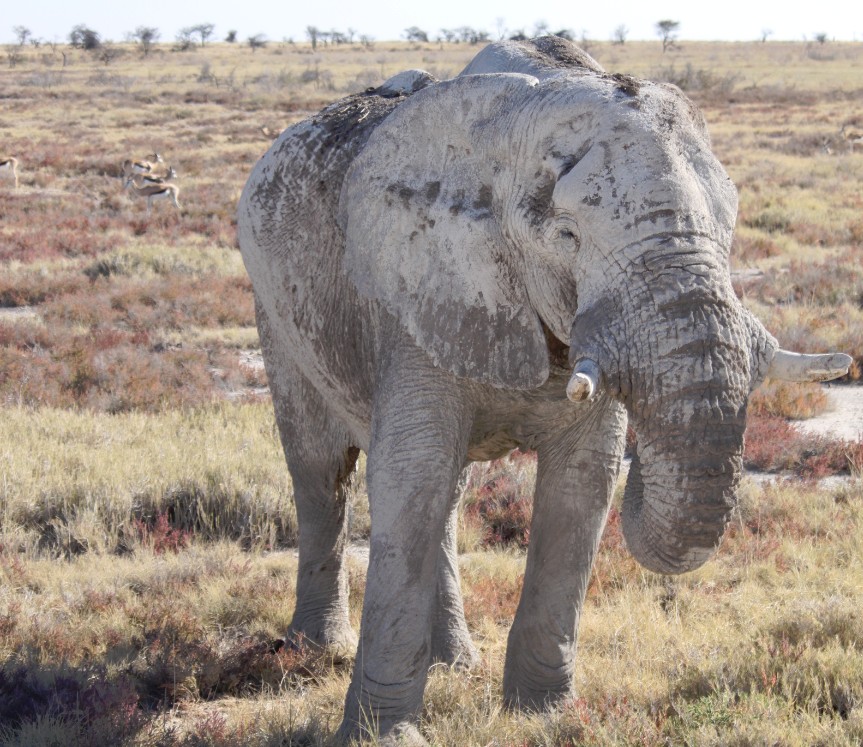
top-left (262, 358), bottom-right (359, 658)
top-left (286, 431), bottom-right (360, 659)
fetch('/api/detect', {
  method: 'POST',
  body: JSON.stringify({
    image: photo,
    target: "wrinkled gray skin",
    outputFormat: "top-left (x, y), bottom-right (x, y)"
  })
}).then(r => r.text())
top-left (237, 37), bottom-right (792, 744)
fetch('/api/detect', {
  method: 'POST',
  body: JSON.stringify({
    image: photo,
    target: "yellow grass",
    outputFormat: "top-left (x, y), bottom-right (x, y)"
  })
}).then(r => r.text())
top-left (0, 404), bottom-right (296, 554)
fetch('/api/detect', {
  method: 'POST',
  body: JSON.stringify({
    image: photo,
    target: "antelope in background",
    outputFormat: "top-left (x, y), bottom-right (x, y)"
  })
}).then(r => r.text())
top-left (119, 151), bottom-right (181, 213)
top-left (1, 156), bottom-right (19, 189)
top-left (841, 124), bottom-right (863, 153)
top-left (120, 152), bottom-right (163, 185)
top-left (138, 166), bottom-right (177, 185)
top-left (125, 175), bottom-right (181, 213)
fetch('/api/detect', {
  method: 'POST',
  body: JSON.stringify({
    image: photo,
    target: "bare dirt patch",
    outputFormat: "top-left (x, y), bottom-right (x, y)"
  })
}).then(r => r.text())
top-left (792, 384), bottom-right (863, 441)
top-left (0, 306), bottom-right (39, 321)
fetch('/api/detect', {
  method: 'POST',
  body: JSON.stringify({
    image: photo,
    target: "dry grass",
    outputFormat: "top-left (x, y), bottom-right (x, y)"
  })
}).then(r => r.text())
top-left (1, 38), bottom-right (863, 745)
top-left (749, 379), bottom-right (829, 419)
top-left (1, 477), bottom-right (861, 745)
top-left (0, 404), bottom-right (296, 555)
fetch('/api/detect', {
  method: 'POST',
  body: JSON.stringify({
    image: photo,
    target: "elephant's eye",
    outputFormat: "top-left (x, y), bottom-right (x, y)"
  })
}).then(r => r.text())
top-left (555, 226), bottom-right (581, 251)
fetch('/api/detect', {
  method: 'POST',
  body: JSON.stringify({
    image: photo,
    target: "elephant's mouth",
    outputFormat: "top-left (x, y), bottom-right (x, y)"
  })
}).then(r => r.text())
top-left (541, 320), bottom-right (571, 370)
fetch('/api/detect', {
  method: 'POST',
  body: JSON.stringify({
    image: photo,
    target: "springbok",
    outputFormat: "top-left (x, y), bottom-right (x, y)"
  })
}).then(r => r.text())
top-left (120, 153), bottom-right (163, 184)
top-left (139, 166), bottom-right (177, 185)
top-left (126, 174), bottom-right (181, 213)
top-left (841, 124), bottom-right (863, 153)
top-left (0, 156), bottom-right (19, 189)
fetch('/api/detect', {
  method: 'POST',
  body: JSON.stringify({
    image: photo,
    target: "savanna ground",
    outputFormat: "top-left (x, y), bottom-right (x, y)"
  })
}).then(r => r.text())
top-left (1, 36), bottom-right (862, 745)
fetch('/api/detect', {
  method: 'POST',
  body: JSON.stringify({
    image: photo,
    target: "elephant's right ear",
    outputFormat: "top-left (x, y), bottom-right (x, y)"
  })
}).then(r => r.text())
top-left (340, 74), bottom-right (550, 390)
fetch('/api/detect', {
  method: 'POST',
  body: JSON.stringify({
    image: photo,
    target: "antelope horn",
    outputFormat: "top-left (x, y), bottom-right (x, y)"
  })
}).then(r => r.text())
top-left (767, 350), bottom-right (852, 382)
top-left (566, 358), bottom-right (602, 402)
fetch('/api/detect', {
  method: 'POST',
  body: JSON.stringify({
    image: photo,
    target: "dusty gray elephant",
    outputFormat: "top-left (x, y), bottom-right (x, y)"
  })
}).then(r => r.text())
top-left (237, 39), bottom-right (850, 744)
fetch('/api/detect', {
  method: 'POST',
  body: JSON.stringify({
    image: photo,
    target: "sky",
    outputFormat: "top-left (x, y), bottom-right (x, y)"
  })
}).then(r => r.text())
top-left (4, 0), bottom-right (861, 46)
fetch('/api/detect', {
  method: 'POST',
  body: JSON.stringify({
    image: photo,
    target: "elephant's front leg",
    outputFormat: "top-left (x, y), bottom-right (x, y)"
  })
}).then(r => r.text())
top-left (504, 398), bottom-right (627, 710)
top-left (338, 354), bottom-right (472, 744)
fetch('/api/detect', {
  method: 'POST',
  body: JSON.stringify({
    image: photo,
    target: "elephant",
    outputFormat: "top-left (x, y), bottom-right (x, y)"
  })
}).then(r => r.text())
top-left (237, 38), bottom-right (850, 744)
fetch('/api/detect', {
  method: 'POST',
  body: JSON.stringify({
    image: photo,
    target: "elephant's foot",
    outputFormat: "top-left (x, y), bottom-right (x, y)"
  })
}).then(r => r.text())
top-left (502, 677), bottom-right (574, 713)
top-left (286, 617), bottom-right (357, 661)
top-left (430, 628), bottom-right (480, 671)
top-left (503, 620), bottom-right (577, 711)
top-left (502, 645), bottom-right (575, 712)
top-left (336, 718), bottom-right (428, 746)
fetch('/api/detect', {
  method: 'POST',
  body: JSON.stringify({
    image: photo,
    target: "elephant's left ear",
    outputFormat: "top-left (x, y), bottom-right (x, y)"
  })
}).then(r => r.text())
top-left (340, 74), bottom-right (550, 389)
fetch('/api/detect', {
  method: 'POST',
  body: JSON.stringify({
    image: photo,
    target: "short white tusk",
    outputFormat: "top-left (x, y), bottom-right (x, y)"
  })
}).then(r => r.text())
top-left (567, 358), bottom-right (602, 402)
top-left (767, 349), bottom-right (853, 382)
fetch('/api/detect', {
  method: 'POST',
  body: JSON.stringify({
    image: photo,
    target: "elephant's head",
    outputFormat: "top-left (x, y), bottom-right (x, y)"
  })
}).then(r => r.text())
top-left (340, 72), bottom-right (850, 575)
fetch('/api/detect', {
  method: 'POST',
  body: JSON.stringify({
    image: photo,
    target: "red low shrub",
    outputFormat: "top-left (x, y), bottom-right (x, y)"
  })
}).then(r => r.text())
top-left (464, 453), bottom-right (535, 549)
top-left (744, 414), bottom-right (863, 478)
top-left (133, 511), bottom-right (191, 555)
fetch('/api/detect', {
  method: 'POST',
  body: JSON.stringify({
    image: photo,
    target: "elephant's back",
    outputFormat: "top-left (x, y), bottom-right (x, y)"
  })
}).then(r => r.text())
top-left (237, 91), bottom-right (404, 340)
top-left (237, 92), bottom-right (405, 426)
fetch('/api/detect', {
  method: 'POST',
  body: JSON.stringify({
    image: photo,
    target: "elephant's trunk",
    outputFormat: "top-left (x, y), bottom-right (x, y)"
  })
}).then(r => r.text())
top-left (572, 246), bottom-right (767, 575)
top-left (621, 423), bottom-right (744, 575)
top-left (617, 287), bottom-right (754, 575)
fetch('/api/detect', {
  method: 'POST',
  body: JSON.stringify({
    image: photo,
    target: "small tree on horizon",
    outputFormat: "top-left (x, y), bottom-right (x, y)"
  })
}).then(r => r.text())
top-left (612, 24), bottom-right (629, 44)
top-left (130, 26), bottom-right (159, 56)
top-left (69, 24), bottom-right (101, 50)
top-left (175, 28), bottom-right (195, 51)
top-left (225, 30), bottom-right (238, 43)
top-left (404, 26), bottom-right (429, 43)
top-left (533, 20), bottom-right (549, 37)
top-left (453, 26), bottom-right (488, 44)
top-left (306, 26), bottom-right (319, 50)
top-left (190, 23), bottom-right (215, 46)
top-left (248, 34), bottom-right (267, 52)
top-left (760, 28), bottom-right (773, 43)
top-left (655, 19), bottom-right (680, 52)
top-left (13, 26), bottom-right (32, 46)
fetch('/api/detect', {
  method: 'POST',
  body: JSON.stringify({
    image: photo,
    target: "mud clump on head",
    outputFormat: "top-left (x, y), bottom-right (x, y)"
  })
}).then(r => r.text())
top-left (609, 73), bottom-right (640, 97)
top-left (316, 93), bottom-right (403, 151)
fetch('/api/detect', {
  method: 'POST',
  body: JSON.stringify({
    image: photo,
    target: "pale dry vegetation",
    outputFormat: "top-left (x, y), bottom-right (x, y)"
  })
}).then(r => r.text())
top-left (1, 37), bottom-right (862, 745)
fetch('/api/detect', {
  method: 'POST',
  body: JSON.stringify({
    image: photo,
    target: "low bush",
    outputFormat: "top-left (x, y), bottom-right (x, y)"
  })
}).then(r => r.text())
top-left (0, 666), bottom-right (144, 743)
top-left (462, 452), bottom-right (535, 549)
top-left (651, 63), bottom-right (740, 102)
top-left (748, 380), bottom-right (829, 419)
top-left (744, 414), bottom-right (863, 477)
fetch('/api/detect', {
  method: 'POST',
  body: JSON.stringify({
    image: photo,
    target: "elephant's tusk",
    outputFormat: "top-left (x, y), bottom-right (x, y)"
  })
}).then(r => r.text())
top-left (566, 358), bottom-right (602, 402)
top-left (767, 349), bottom-right (853, 382)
